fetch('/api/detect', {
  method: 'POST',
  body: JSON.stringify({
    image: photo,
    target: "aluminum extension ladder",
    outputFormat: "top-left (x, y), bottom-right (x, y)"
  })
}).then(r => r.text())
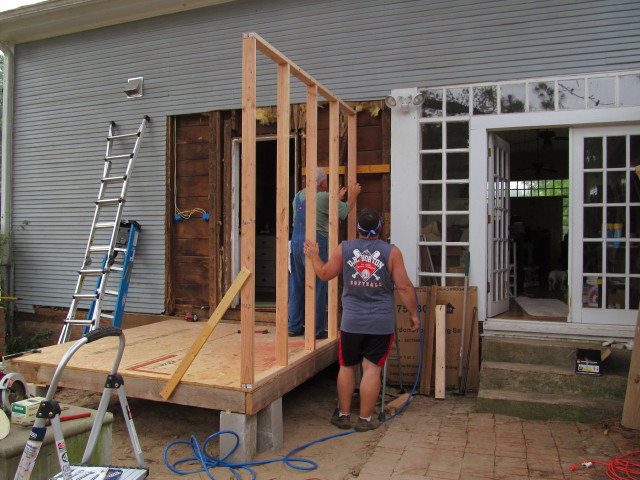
top-left (58, 117), bottom-right (149, 344)
top-left (13, 327), bottom-right (148, 480)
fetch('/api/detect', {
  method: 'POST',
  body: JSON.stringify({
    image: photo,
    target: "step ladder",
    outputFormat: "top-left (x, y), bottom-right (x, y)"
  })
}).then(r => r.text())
top-left (58, 116), bottom-right (149, 344)
top-left (13, 327), bottom-right (148, 480)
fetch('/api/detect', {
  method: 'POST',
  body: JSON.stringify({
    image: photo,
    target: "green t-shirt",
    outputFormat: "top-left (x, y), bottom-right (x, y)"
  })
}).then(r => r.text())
top-left (293, 189), bottom-right (350, 238)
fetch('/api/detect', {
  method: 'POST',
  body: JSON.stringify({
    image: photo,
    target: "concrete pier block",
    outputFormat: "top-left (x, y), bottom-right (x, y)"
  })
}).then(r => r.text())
top-left (219, 410), bottom-right (257, 464)
top-left (257, 397), bottom-right (283, 453)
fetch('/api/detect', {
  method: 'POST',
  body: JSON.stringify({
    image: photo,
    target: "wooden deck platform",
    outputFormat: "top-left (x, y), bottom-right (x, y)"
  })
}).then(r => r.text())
top-left (4, 320), bottom-right (337, 415)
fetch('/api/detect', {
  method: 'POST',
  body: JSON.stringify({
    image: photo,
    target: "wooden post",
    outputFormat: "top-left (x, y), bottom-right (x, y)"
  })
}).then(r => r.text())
top-left (275, 62), bottom-right (291, 366)
top-left (434, 304), bottom-right (446, 399)
top-left (622, 307), bottom-right (640, 429)
top-left (328, 101), bottom-right (339, 340)
top-left (240, 33), bottom-right (257, 388)
top-left (419, 285), bottom-right (437, 395)
top-left (304, 84), bottom-right (318, 351)
top-left (347, 112), bottom-right (357, 239)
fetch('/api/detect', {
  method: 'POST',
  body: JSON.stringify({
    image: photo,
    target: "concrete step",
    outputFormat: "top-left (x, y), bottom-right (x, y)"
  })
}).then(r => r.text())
top-left (479, 361), bottom-right (627, 400)
top-left (481, 337), bottom-right (631, 373)
top-left (476, 388), bottom-right (624, 423)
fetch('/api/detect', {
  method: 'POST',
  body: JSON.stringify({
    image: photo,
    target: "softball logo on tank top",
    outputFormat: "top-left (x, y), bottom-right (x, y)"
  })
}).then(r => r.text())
top-left (347, 248), bottom-right (384, 286)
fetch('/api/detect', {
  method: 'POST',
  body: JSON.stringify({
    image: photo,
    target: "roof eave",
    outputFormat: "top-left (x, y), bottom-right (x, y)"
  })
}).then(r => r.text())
top-left (0, 0), bottom-right (236, 44)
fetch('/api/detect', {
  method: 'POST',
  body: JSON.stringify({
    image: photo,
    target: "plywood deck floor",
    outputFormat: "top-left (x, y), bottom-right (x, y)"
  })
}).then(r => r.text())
top-left (5, 320), bottom-right (337, 415)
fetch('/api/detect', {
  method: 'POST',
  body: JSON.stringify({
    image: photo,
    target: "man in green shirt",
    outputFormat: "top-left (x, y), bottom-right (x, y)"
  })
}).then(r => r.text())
top-left (288, 167), bottom-right (360, 338)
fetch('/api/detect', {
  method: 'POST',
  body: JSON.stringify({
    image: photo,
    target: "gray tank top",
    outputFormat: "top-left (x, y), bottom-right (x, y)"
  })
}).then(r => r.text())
top-left (341, 239), bottom-right (395, 334)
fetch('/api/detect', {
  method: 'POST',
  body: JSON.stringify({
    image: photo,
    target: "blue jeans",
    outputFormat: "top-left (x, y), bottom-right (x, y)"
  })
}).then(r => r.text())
top-left (288, 233), bottom-right (328, 336)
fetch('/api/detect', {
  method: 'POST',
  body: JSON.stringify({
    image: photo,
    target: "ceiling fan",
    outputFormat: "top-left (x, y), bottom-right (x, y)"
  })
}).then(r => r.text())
top-left (517, 129), bottom-right (564, 177)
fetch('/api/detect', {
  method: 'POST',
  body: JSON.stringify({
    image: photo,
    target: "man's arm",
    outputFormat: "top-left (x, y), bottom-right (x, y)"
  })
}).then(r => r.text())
top-left (388, 246), bottom-right (419, 331)
top-left (304, 240), bottom-right (343, 281)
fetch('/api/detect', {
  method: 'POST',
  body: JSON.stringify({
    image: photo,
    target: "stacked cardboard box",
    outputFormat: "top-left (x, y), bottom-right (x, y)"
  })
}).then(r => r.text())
top-left (388, 286), bottom-right (479, 395)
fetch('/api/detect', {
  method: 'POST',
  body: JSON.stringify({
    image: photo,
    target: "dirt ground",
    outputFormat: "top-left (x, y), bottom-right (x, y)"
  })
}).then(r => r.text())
top-left (56, 362), bottom-right (391, 480)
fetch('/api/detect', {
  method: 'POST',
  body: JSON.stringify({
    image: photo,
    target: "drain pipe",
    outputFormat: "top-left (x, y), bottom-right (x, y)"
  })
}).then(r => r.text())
top-left (0, 41), bottom-right (15, 336)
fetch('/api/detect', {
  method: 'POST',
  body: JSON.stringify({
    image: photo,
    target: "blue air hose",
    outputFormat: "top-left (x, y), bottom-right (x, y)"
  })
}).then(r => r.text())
top-left (163, 291), bottom-right (424, 479)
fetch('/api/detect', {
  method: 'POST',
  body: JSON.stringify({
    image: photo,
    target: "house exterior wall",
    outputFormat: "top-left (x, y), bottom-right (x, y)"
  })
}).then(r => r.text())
top-left (8, 0), bottom-right (640, 315)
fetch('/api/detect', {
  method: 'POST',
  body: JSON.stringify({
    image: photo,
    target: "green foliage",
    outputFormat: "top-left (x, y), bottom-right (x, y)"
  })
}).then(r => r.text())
top-left (4, 330), bottom-right (54, 355)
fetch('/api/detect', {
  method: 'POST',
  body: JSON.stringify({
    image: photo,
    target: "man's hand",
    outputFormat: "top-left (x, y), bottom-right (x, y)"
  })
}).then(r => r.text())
top-left (339, 186), bottom-right (348, 201)
top-left (409, 314), bottom-right (419, 332)
top-left (303, 239), bottom-right (320, 259)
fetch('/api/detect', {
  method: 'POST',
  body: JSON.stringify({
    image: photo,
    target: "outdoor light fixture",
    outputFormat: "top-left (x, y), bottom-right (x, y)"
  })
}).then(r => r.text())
top-left (124, 77), bottom-right (143, 98)
top-left (384, 92), bottom-right (425, 111)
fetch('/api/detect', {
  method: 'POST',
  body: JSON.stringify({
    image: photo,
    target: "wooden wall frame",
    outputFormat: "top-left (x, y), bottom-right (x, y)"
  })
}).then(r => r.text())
top-left (241, 32), bottom-right (357, 386)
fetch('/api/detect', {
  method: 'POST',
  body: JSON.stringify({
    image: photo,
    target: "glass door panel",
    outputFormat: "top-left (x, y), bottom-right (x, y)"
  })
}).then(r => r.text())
top-left (571, 126), bottom-right (640, 325)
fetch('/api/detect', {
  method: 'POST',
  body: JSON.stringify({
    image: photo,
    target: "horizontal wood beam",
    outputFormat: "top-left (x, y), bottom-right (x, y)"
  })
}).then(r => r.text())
top-left (244, 32), bottom-right (356, 116)
top-left (303, 164), bottom-right (390, 176)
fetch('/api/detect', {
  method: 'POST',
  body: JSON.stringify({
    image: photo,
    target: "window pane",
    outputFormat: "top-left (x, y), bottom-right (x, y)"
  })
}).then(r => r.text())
top-left (631, 206), bottom-right (640, 239)
top-left (419, 275), bottom-right (440, 286)
top-left (583, 206), bottom-right (602, 238)
top-left (421, 153), bottom-right (442, 180)
top-left (420, 215), bottom-right (442, 239)
top-left (473, 86), bottom-right (497, 115)
top-left (583, 276), bottom-right (601, 308)
top-left (630, 278), bottom-right (640, 309)
top-left (447, 183), bottom-right (469, 211)
top-left (500, 84), bottom-right (526, 113)
top-left (420, 246), bottom-right (442, 273)
top-left (584, 137), bottom-right (603, 168)
top-left (584, 172), bottom-right (602, 203)
top-left (446, 122), bottom-right (469, 149)
top-left (422, 89), bottom-right (443, 117)
top-left (421, 124), bottom-right (442, 150)
top-left (583, 244), bottom-right (602, 274)
top-left (606, 245), bottom-right (625, 274)
top-left (606, 278), bottom-right (625, 308)
top-left (447, 153), bottom-right (469, 180)
top-left (446, 87), bottom-right (469, 116)
top-left (529, 82), bottom-right (555, 111)
top-left (620, 75), bottom-right (640, 106)
top-left (631, 135), bottom-right (640, 167)
top-left (447, 214), bottom-right (469, 242)
top-left (421, 184), bottom-right (442, 211)
top-left (558, 78), bottom-right (585, 109)
top-left (630, 239), bottom-right (640, 274)
top-left (607, 136), bottom-right (626, 169)
top-left (588, 77), bottom-right (615, 108)
top-left (607, 171), bottom-right (626, 203)
top-left (606, 206), bottom-right (625, 233)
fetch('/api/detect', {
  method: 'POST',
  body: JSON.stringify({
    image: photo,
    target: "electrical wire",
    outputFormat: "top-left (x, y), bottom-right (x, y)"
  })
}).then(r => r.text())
top-left (569, 451), bottom-right (640, 479)
top-left (163, 291), bottom-right (423, 478)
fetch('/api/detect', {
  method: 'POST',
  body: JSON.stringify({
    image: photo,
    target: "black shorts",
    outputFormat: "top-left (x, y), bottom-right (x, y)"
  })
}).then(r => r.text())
top-left (338, 331), bottom-right (395, 367)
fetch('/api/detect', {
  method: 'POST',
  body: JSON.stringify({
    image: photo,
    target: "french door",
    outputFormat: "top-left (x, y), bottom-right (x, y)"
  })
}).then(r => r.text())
top-left (487, 134), bottom-right (511, 317)
top-left (571, 126), bottom-right (640, 325)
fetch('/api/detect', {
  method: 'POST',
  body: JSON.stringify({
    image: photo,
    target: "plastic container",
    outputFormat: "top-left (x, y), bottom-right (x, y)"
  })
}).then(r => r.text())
top-left (586, 277), bottom-right (599, 307)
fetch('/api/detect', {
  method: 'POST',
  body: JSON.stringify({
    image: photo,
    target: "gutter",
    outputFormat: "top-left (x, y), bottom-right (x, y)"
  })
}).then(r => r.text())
top-left (0, 41), bottom-right (15, 336)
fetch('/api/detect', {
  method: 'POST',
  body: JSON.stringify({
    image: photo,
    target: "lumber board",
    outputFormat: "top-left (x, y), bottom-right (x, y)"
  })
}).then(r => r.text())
top-left (434, 305), bottom-right (446, 399)
top-left (384, 393), bottom-right (410, 412)
top-left (622, 307), bottom-right (640, 429)
top-left (303, 164), bottom-right (390, 177)
top-left (347, 113), bottom-right (358, 239)
top-left (304, 84), bottom-right (318, 352)
top-left (160, 267), bottom-right (251, 400)
top-left (276, 62), bottom-right (291, 366)
top-left (328, 100), bottom-right (339, 339)
top-left (420, 285), bottom-right (437, 395)
top-left (241, 33), bottom-right (257, 387)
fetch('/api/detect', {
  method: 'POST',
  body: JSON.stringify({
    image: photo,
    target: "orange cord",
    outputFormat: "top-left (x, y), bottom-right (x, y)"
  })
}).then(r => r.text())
top-left (569, 451), bottom-right (640, 479)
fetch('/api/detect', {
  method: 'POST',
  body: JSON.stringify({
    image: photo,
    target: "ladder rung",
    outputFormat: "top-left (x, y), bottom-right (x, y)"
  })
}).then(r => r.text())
top-left (105, 154), bottom-right (133, 161)
top-left (102, 175), bottom-right (127, 184)
top-left (101, 313), bottom-right (114, 320)
top-left (96, 198), bottom-right (123, 206)
top-left (73, 293), bottom-right (99, 300)
top-left (108, 132), bottom-right (139, 140)
top-left (111, 266), bottom-right (123, 273)
top-left (79, 269), bottom-right (106, 276)
top-left (89, 246), bottom-right (110, 253)
top-left (95, 222), bottom-right (116, 229)
top-left (104, 290), bottom-right (119, 296)
top-left (63, 319), bottom-right (94, 326)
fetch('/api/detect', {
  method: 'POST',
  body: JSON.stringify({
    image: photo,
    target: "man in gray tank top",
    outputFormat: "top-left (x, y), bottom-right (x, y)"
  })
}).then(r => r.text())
top-left (304, 208), bottom-right (419, 431)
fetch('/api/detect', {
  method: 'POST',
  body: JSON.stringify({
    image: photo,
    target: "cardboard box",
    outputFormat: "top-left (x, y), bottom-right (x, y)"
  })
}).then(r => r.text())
top-left (387, 286), bottom-right (479, 394)
top-left (11, 396), bottom-right (44, 426)
top-left (575, 348), bottom-right (610, 375)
